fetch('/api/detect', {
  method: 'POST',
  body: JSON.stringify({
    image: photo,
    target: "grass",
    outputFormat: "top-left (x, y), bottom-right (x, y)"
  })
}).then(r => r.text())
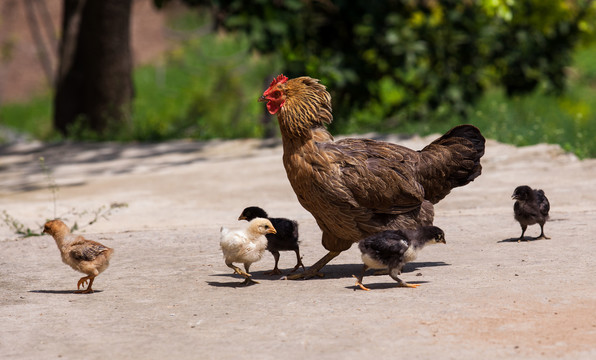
top-left (0, 25), bottom-right (595, 157)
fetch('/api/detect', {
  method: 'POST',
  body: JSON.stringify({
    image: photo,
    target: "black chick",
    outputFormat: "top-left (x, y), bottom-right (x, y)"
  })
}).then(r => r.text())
top-left (353, 226), bottom-right (446, 291)
top-left (238, 206), bottom-right (304, 275)
top-left (512, 185), bottom-right (550, 242)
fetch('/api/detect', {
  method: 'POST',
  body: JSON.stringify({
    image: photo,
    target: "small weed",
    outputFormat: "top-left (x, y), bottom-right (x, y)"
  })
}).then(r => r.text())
top-left (0, 159), bottom-right (128, 238)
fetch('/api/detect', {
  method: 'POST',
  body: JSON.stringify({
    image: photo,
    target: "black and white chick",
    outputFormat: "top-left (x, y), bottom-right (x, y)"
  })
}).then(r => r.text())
top-left (238, 206), bottom-right (304, 275)
top-left (220, 218), bottom-right (276, 285)
top-left (512, 185), bottom-right (550, 242)
top-left (353, 226), bottom-right (446, 291)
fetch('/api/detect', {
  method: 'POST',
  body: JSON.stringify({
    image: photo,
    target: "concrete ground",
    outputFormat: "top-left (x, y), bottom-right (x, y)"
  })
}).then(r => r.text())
top-left (1, 134), bottom-right (595, 359)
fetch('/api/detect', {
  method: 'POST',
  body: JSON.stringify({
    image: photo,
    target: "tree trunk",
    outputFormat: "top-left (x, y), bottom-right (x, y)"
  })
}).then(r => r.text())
top-left (54, 0), bottom-right (133, 136)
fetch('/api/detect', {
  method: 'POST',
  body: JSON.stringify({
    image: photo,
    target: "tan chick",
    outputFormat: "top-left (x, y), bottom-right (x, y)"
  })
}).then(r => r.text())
top-left (42, 219), bottom-right (114, 294)
top-left (220, 218), bottom-right (276, 285)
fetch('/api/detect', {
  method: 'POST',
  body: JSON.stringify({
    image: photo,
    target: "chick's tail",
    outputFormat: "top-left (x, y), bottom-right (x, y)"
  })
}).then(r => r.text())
top-left (418, 124), bottom-right (485, 204)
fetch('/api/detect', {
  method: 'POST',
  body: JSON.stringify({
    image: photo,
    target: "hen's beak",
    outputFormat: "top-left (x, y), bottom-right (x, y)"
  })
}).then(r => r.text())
top-left (238, 215), bottom-right (247, 221)
top-left (258, 95), bottom-right (267, 102)
top-left (511, 195), bottom-right (517, 200)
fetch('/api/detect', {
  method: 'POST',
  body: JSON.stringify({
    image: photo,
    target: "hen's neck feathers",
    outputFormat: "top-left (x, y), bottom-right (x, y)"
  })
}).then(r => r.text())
top-left (278, 77), bottom-right (334, 142)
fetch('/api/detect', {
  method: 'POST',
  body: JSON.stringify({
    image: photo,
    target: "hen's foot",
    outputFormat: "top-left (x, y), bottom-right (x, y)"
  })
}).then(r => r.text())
top-left (263, 268), bottom-right (282, 276)
top-left (283, 251), bottom-right (340, 280)
top-left (352, 275), bottom-right (370, 291)
top-left (535, 234), bottom-right (550, 240)
top-left (283, 269), bottom-right (324, 280)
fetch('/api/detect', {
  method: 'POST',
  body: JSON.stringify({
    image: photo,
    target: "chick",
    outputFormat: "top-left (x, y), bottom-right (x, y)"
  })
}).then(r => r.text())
top-left (512, 185), bottom-right (550, 242)
top-left (238, 206), bottom-right (304, 275)
top-left (220, 218), bottom-right (276, 285)
top-left (353, 226), bottom-right (445, 291)
top-left (42, 219), bottom-right (114, 294)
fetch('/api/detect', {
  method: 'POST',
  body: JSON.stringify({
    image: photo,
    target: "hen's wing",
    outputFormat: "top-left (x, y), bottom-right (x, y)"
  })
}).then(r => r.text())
top-left (321, 139), bottom-right (425, 214)
top-left (69, 237), bottom-right (110, 261)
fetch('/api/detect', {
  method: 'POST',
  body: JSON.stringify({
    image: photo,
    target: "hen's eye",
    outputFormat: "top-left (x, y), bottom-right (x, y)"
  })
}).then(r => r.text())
top-left (268, 90), bottom-right (282, 99)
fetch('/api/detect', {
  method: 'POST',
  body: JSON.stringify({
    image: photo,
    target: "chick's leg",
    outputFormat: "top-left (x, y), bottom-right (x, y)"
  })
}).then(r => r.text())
top-left (284, 251), bottom-right (341, 280)
top-left (518, 225), bottom-right (528, 242)
top-left (389, 270), bottom-right (419, 288)
top-left (290, 249), bottom-right (305, 273)
top-left (75, 276), bottom-right (95, 294)
top-left (535, 223), bottom-right (550, 240)
top-left (227, 263), bottom-right (251, 278)
top-left (263, 251), bottom-right (282, 276)
top-left (352, 265), bottom-right (370, 291)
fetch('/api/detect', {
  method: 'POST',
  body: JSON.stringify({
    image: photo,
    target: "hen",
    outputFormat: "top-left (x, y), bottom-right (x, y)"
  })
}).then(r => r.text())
top-left (220, 218), bottom-right (277, 285)
top-left (238, 206), bottom-right (304, 275)
top-left (512, 185), bottom-right (550, 242)
top-left (259, 74), bottom-right (485, 279)
top-left (353, 226), bottom-right (446, 291)
top-left (42, 219), bottom-right (114, 293)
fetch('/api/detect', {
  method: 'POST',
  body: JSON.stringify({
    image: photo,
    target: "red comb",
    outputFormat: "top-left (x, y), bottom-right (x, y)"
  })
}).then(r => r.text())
top-left (269, 74), bottom-right (288, 87)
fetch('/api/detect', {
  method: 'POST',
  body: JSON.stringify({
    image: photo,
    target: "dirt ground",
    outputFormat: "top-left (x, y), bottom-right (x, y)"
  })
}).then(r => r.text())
top-left (1, 133), bottom-right (595, 359)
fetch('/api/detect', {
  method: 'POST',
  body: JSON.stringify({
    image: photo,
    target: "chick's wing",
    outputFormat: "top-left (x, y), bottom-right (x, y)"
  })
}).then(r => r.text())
top-left (69, 238), bottom-right (109, 261)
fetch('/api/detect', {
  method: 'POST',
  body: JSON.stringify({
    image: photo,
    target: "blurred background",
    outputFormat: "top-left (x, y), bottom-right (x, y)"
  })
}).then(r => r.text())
top-left (0, 0), bottom-right (594, 157)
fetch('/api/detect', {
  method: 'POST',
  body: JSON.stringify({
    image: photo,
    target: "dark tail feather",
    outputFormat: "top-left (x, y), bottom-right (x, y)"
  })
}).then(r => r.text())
top-left (419, 125), bottom-right (486, 203)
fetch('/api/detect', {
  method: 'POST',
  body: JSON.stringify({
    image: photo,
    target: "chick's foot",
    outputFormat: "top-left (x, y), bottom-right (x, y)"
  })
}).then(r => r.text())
top-left (398, 282), bottom-right (420, 288)
top-left (352, 275), bottom-right (370, 291)
top-left (75, 276), bottom-right (95, 293)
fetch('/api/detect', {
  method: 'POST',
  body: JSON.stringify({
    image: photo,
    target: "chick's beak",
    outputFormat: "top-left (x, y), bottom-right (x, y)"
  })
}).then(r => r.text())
top-left (267, 227), bottom-right (277, 234)
top-left (238, 215), bottom-right (247, 221)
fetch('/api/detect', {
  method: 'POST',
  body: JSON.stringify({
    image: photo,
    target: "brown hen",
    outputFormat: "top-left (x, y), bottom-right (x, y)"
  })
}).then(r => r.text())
top-left (259, 75), bottom-right (485, 279)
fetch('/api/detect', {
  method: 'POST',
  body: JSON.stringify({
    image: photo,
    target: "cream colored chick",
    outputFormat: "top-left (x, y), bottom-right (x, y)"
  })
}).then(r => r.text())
top-left (220, 217), bottom-right (276, 285)
top-left (42, 219), bottom-right (114, 294)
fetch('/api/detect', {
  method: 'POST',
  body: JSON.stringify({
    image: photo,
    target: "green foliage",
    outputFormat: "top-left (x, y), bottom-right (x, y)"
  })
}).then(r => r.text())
top-left (0, 95), bottom-right (54, 141)
top-left (130, 32), bottom-right (278, 141)
top-left (174, 0), bottom-right (595, 132)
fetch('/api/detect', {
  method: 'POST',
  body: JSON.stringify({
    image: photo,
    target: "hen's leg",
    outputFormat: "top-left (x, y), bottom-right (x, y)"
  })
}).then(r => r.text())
top-left (518, 224), bottom-right (527, 242)
top-left (75, 276), bottom-right (95, 294)
top-left (264, 251), bottom-right (282, 276)
top-left (284, 251), bottom-right (340, 280)
top-left (290, 249), bottom-right (305, 273)
top-left (535, 223), bottom-right (550, 240)
top-left (352, 264), bottom-right (370, 291)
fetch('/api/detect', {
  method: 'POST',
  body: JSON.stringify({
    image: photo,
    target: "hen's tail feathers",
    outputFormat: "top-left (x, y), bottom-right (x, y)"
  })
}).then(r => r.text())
top-left (419, 125), bottom-right (485, 204)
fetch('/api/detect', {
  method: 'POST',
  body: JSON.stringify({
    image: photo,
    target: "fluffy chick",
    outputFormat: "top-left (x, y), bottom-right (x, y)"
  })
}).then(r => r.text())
top-left (220, 218), bottom-right (276, 285)
top-left (512, 185), bottom-right (550, 242)
top-left (42, 219), bottom-right (114, 294)
top-left (238, 206), bottom-right (304, 275)
top-left (353, 226), bottom-right (445, 291)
